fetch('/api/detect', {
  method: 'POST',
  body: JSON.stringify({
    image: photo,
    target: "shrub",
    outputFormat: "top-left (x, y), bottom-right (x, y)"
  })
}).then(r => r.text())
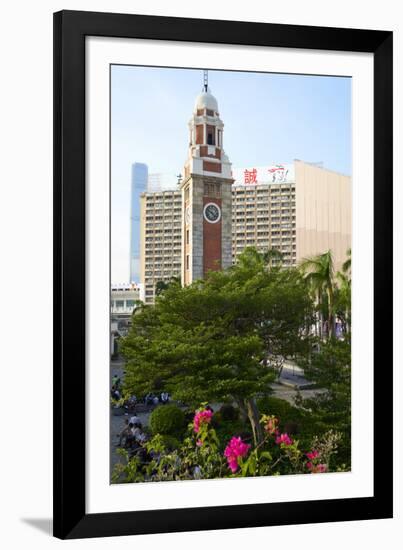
top-left (257, 396), bottom-right (295, 420)
top-left (112, 404), bottom-right (347, 483)
top-left (149, 405), bottom-right (185, 436)
top-left (219, 404), bottom-right (239, 422)
top-left (257, 396), bottom-right (305, 434)
top-left (214, 418), bottom-right (251, 451)
top-left (159, 435), bottom-right (180, 450)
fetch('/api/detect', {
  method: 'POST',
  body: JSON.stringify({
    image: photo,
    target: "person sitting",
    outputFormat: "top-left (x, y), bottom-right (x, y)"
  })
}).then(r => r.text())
top-left (160, 392), bottom-right (169, 404)
top-left (124, 423), bottom-right (137, 449)
top-left (126, 394), bottom-right (137, 410)
top-left (117, 419), bottom-right (131, 447)
top-left (144, 393), bottom-right (153, 406)
top-left (136, 430), bottom-right (147, 444)
top-left (131, 424), bottom-right (143, 442)
top-left (111, 385), bottom-right (121, 401)
top-left (129, 414), bottom-right (140, 426)
top-left (112, 375), bottom-right (121, 389)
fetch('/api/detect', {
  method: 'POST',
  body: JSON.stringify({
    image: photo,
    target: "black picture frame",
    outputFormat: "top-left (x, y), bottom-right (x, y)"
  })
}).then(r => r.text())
top-left (53, 9), bottom-right (393, 540)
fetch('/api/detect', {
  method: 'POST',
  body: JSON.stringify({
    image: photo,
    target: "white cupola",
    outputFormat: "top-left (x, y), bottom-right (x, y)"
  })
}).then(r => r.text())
top-left (183, 71), bottom-right (232, 180)
top-left (193, 88), bottom-right (219, 114)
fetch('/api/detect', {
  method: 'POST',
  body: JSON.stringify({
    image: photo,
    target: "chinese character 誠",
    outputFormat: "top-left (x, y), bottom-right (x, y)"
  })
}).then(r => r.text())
top-left (244, 168), bottom-right (258, 184)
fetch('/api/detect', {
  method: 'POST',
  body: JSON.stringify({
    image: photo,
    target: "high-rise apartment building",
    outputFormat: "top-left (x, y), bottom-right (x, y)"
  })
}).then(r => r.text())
top-left (130, 163), bottom-right (148, 283)
top-left (231, 161), bottom-right (351, 271)
top-left (232, 164), bottom-right (296, 267)
top-left (139, 190), bottom-right (182, 304)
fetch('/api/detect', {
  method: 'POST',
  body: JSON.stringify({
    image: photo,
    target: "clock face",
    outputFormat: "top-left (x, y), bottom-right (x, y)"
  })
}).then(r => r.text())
top-left (203, 202), bottom-right (221, 223)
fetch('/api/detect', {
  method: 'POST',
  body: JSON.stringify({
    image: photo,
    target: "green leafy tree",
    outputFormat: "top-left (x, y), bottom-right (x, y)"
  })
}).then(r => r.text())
top-left (335, 248), bottom-right (351, 334)
top-left (155, 276), bottom-right (181, 296)
top-left (300, 250), bottom-right (336, 339)
top-left (121, 248), bottom-right (314, 445)
top-left (296, 336), bottom-right (351, 466)
top-left (334, 271), bottom-right (351, 334)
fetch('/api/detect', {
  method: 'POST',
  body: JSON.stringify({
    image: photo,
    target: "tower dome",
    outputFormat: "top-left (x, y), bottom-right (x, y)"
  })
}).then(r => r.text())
top-left (194, 88), bottom-right (218, 113)
top-left (183, 70), bottom-right (232, 182)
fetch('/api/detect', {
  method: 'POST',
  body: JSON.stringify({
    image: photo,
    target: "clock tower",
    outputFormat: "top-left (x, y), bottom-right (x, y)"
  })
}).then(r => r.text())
top-left (181, 73), bottom-right (233, 285)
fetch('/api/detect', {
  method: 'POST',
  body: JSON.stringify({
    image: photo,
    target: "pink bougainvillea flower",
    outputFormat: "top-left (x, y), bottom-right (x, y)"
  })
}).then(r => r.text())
top-left (306, 450), bottom-right (320, 460)
top-left (275, 433), bottom-right (293, 446)
top-left (306, 461), bottom-right (313, 470)
top-left (193, 409), bottom-right (213, 433)
top-left (224, 436), bottom-right (251, 473)
top-left (196, 439), bottom-right (203, 447)
top-left (227, 458), bottom-right (239, 473)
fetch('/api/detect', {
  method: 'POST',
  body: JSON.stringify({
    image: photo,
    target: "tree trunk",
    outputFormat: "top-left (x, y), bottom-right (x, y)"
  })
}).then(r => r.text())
top-left (245, 397), bottom-right (264, 447)
top-left (317, 292), bottom-right (323, 339)
top-left (327, 287), bottom-right (335, 339)
top-left (235, 397), bottom-right (248, 424)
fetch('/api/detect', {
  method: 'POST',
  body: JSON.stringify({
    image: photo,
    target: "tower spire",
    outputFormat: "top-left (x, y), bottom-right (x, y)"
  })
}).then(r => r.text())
top-left (203, 69), bottom-right (208, 92)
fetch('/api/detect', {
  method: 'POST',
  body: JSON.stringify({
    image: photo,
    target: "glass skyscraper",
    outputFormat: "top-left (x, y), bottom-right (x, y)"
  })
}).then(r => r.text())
top-left (130, 162), bottom-right (148, 283)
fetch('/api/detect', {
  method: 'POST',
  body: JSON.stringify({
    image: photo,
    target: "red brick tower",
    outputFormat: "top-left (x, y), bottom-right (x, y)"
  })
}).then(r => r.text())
top-left (181, 71), bottom-right (233, 285)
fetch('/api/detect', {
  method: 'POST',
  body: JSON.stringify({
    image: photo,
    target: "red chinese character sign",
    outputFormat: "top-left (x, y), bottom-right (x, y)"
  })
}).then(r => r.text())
top-left (244, 168), bottom-right (257, 184)
top-left (233, 164), bottom-right (295, 186)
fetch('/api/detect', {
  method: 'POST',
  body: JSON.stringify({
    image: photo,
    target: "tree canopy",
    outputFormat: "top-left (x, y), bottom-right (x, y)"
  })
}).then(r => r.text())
top-left (121, 248), bottom-right (314, 442)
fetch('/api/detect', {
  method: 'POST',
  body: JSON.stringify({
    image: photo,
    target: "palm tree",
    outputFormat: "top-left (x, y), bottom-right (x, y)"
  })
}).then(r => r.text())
top-left (335, 249), bottom-right (351, 334)
top-left (262, 247), bottom-right (284, 269)
top-left (342, 248), bottom-right (351, 274)
top-left (335, 271), bottom-right (351, 334)
top-left (299, 250), bottom-right (335, 339)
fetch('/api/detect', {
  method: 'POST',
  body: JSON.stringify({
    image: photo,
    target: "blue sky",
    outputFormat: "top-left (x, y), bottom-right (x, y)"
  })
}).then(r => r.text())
top-left (111, 65), bottom-right (351, 283)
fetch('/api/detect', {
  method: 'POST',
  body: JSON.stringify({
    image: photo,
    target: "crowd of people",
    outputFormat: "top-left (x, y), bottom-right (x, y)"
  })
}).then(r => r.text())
top-left (117, 415), bottom-right (147, 447)
top-left (111, 374), bottom-right (171, 411)
top-left (111, 373), bottom-right (173, 465)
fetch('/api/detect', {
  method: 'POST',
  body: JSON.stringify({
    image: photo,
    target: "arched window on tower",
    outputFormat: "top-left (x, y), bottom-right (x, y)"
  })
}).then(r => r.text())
top-left (206, 124), bottom-right (215, 145)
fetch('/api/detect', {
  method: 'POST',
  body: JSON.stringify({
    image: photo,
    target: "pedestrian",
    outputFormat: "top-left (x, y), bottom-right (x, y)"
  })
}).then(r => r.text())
top-left (117, 419), bottom-right (131, 447)
top-left (112, 374), bottom-right (121, 388)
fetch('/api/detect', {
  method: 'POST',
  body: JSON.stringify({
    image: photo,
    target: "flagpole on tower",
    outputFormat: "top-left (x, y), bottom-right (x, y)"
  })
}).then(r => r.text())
top-left (203, 69), bottom-right (208, 92)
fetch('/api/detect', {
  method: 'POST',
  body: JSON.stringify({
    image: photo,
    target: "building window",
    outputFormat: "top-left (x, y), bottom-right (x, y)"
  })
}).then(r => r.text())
top-left (186, 254), bottom-right (189, 270)
top-left (115, 300), bottom-right (124, 309)
top-left (206, 125), bottom-right (215, 145)
top-left (186, 230), bottom-right (189, 245)
top-left (204, 182), bottom-right (221, 198)
top-left (126, 300), bottom-right (135, 308)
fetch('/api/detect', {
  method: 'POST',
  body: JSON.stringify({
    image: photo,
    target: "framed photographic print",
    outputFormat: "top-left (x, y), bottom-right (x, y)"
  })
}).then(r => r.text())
top-left (53, 10), bottom-right (393, 539)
